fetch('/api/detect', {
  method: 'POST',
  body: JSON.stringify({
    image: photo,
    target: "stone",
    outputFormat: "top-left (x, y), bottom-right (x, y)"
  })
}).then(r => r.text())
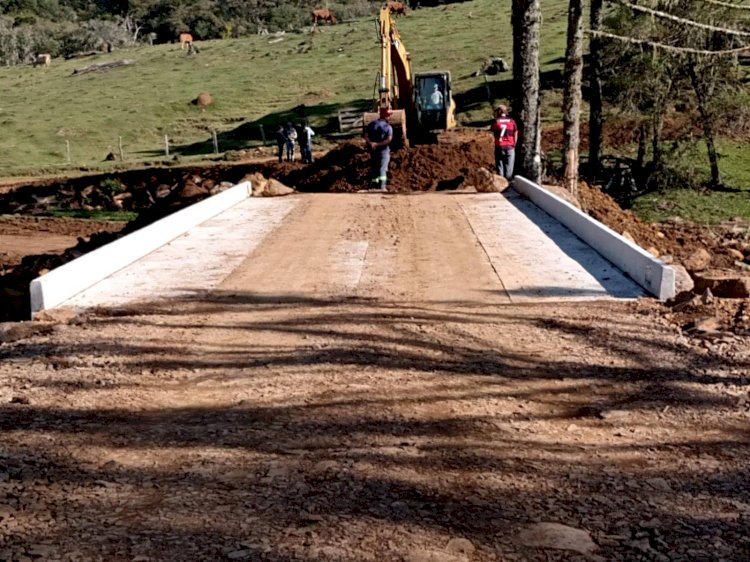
top-left (33, 307), bottom-right (78, 324)
top-left (693, 270), bottom-right (750, 298)
top-left (473, 168), bottom-right (509, 193)
top-left (264, 178), bottom-right (295, 197)
top-left (645, 477), bottom-right (671, 492)
top-left (516, 522), bottom-right (598, 555)
top-left (598, 409), bottom-right (630, 421)
top-left (226, 550), bottom-right (252, 560)
top-left (659, 253), bottom-right (673, 264)
top-left (647, 247), bottom-right (660, 257)
top-left (0, 322), bottom-right (54, 343)
top-left (193, 92), bottom-right (213, 107)
top-left (727, 248), bottom-right (745, 261)
top-left (155, 184), bottom-right (171, 199)
top-left (683, 316), bottom-right (722, 334)
top-left (245, 173), bottom-right (295, 197)
top-left (621, 231), bottom-right (636, 244)
top-left (671, 264), bottom-right (694, 294)
top-left (445, 538), bottom-right (475, 555)
top-left (684, 248), bottom-right (712, 272)
top-left (26, 544), bottom-right (55, 557)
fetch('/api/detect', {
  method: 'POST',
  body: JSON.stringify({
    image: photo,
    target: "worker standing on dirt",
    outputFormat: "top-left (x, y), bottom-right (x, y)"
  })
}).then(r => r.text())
top-left (284, 122), bottom-right (297, 162)
top-left (364, 107), bottom-right (394, 191)
top-left (275, 125), bottom-right (286, 163)
top-left (298, 122), bottom-right (315, 164)
top-left (490, 105), bottom-right (518, 180)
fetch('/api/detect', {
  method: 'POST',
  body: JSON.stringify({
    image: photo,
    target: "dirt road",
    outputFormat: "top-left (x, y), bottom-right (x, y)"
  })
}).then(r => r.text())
top-left (1, 194), bottom-right (748, 561)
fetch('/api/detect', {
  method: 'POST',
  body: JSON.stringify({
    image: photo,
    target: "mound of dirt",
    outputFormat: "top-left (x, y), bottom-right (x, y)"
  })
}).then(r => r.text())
top-left (253, 139), bottom-right (494, 193)
top-left (579, 182), bottom-right (748, 271)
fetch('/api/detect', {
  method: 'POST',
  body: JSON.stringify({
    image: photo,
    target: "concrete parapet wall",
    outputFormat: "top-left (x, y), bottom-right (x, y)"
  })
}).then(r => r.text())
top-left (30, 181), bottom-right (253, 316)
top-left (512, 176), bottom-right (675, 300)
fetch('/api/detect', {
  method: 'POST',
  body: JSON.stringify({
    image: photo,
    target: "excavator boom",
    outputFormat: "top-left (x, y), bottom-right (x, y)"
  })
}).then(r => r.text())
top-left (364, 6), bottom-right (455, 146)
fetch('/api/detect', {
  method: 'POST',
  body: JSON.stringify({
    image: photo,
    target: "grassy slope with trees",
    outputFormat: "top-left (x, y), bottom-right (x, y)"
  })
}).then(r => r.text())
top-left (1, 0), bottom-right (748, 224)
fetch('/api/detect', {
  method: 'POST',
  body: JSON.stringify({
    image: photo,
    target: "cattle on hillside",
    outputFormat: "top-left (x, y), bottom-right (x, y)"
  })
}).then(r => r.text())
top-left (387, 1), bottom-right (407, 15)
top-left (311, 8), bottom-right (337, 25)
top-left (179, 32), bottom-right (193, 49)
top-left (33, 54), bottom-right (51, 67)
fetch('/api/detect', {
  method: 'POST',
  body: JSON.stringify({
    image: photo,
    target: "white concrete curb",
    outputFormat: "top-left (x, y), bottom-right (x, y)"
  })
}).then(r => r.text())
top-left (30, 181), bottom-right (253, 316)
top-left (512, 176), bottom-right (675, 300)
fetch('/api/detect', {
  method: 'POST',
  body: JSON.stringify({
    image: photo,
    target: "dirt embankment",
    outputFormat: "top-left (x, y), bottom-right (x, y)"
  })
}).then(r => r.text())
top-left (0, 134), bottom-right (748, 329)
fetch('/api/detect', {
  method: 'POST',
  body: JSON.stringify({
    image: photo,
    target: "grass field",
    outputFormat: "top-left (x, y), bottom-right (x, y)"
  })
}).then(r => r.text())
top-left (0, 0), bottom-right (570, 175)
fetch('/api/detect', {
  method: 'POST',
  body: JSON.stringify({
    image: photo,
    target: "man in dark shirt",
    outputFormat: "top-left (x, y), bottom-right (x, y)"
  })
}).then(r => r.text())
top-left (364, 107), bottom-right (394, 191)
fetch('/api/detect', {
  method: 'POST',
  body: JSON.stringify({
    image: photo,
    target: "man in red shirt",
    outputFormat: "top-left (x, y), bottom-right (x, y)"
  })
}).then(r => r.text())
top-left (490, 105), bottom-right (518, 180)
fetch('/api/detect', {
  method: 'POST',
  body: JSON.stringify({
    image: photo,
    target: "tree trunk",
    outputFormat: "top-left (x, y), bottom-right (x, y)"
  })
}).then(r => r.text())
top-left (636, 122), bottom-right (648, 178)
top-left (562, 0), bottom-right (584, 200)
top-left (687, 63), bottom-right (722, 187)
top-left (588, 0), bottom-right (604, 182)
top-left (512, 0), bottom-right (542, 182)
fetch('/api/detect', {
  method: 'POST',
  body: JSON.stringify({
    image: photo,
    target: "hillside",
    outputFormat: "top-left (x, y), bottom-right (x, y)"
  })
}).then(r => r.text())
top-left (0, 0), bottom-right (570, 175)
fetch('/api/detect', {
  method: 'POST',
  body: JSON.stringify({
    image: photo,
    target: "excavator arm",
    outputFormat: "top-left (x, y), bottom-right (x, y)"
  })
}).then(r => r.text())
top-left (364, 5), bottom-right (456, 146)
top-left (365, 6), bottom-right (412, 145)
top-left (375, 6), bottom-right (413, 114)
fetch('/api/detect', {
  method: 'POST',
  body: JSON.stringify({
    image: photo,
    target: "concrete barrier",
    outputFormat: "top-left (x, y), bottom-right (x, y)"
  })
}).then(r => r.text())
top-left (512, 176), bottom-right (675, 300)
top-left (30, 181), bottom-right (253, 316)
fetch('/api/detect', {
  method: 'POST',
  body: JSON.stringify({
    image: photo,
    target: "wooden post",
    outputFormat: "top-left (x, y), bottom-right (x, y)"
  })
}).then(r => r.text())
top-left (212, 130), bottom-right (219, 154)
top-left (65, 140), bottom-right (71, 164)
top-left (258, 124), bottom-right (266, 144)
top-left (118, 136), bottom-right (124, 161)
top-left (164, 135), bottom-right (169, 157)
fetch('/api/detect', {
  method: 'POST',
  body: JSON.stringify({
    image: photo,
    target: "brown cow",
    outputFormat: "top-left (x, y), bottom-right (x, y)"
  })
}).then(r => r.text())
top-left (387, 1), bottom-right (407, 15)
top-left (311, 8), bottom-right (337, 25)
top-left (178, 32), bottom-right (193, 49)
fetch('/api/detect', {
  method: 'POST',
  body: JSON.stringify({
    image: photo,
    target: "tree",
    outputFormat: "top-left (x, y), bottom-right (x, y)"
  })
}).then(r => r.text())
top-left (588, 0), bottom-right (604, 181)
top-left (511, 0), bottom-right (542, 182)
top-left (592, 0), bottom-right (749, 189)
top-left (562, 0), bottom-right (584, 198)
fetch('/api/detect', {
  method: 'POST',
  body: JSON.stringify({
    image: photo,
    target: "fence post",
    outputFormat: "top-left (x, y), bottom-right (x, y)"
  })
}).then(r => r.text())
top-left (212, 130), bottom-right (219, 154)
top-left (164, 135), bottom-right (169, 157)
top-left (65, 140), bottom-right (71, 164)
top-left (259, 124), bottom-right (266, 144)
top-left (484, 75), bottom-right (492, 105)
top-left (118, 136), bottom-right (124, 161)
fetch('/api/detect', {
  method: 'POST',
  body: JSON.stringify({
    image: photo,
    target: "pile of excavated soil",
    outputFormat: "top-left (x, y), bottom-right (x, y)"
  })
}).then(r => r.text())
top-left (252, 140), bottom-right (495, 192)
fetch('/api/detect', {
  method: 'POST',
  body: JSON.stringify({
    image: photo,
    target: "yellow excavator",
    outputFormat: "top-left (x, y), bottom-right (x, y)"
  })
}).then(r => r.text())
top-left (363, 5), bottom-right (456, 146)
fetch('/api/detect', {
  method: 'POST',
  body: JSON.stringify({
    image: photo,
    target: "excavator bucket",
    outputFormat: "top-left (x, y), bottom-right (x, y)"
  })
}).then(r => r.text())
top-left (363, 109), bottom-right (408, 149)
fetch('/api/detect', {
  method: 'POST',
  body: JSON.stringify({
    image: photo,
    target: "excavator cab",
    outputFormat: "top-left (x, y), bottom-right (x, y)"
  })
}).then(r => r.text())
top-left (414, 72), bottom-right (454, 133)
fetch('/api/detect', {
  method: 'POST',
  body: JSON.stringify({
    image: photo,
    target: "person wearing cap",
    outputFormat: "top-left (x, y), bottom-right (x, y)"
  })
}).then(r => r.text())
top-left (364, 107), bottom-right (394, 191)
top-left (490, 105), bottom-right (518, 180)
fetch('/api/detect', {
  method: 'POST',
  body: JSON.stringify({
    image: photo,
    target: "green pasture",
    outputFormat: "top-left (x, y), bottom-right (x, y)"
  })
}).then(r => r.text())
top-left (630, 140), bottom-right (750, 224)
top-left (0, 0), bottom-right (570, 175)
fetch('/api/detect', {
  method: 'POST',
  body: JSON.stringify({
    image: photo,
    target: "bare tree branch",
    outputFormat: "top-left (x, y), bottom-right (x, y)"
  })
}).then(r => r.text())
top-left (587, 29), bottom-right (750, 53)
top-left (615, 0), bottom-right (750, 36)
top-left (705, 0), bottom-right (750, 9)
